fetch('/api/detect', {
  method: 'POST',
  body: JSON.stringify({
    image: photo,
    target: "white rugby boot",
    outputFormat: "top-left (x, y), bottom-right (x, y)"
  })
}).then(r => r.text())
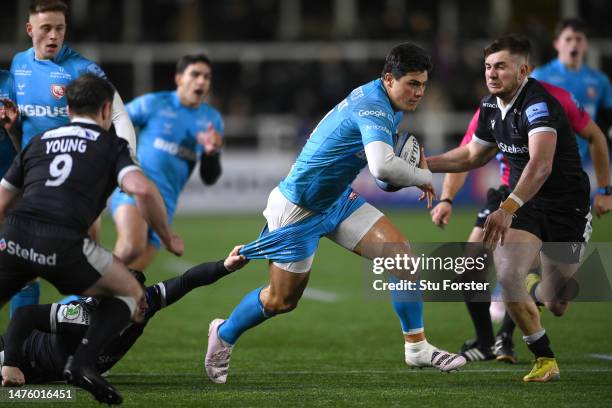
top-left (204, 319), bottom-right (233, 384)
top-left (405, 340), bottom-right (467, 372)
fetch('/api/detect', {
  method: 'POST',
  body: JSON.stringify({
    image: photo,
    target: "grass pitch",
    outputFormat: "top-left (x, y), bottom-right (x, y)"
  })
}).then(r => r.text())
top-left (2, 208), bottom-right (611, 407)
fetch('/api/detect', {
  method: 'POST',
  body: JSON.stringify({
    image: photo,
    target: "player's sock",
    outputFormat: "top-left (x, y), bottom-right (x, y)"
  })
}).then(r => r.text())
top-left (162, 260), bottom-right (232, 307)
top-left (9, 281), bottom-right (40, 318)
top-left (497, 311), bottom-right (516, 336)
top-left (218, 286), bottom-right (272, 345)
top-left (72, 296), bottom-right (134, 366)
top-left (389, 275), bottom-right (424, 334)
top-left (523, 329), bottom-right (554, 358)
top-left (466, 301), bottom-right (495, 348)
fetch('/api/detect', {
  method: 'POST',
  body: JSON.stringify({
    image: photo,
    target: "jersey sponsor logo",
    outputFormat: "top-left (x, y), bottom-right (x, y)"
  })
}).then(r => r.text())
top-left (62, 304), bottom-right (81, 320)
top-left (358, 109), bottom-right (393, 120)
top-left (153, 137), bottom-right (197, 161)
top-left (49, 71), bottom-right (72, 80)
top-left (13, 67), bottom-right (32, 77)
top-left (159, 109), bottom-right (177, 118)
top-left (42, 126), bottom-right (100, 141)
top-left (0, 238), bottom-right (57, 265)
top-left (498, 142), bottom-right (529, 154)
top-left (19, 104), bottom-right (69, 118)
top-left (350, 86), bottom-right (364, 101)
top-left (482, 102), bottom-right (497, 108)
top-left (86, 63), bottom-right (107, 79)
top-left (51, 84), bottom-right (66, 100)
top-left (365, 124), bottom-right (392, 136)
top-left (525, 102), bottom-right (549, 123)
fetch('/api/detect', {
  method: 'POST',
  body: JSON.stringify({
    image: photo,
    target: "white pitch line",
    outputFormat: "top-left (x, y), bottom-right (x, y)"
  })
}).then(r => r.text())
top-left (111, 367), bottom-right (612, 376)
top-left (302, 287), bottom-right (340, 302)
top-left (588, 353), bottom-right (612, 362)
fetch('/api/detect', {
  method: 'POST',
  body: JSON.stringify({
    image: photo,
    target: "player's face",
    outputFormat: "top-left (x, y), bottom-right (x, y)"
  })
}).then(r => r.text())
top-left (175, 62), bottom-right (212, 108)
top-left (555, 28), bottom-right (588, 68)
top-left (26, 11), bottom-right (66, 60)
top-left (484, 50), bottom-right (529, 101)
top-left (383, 71), bottom-right (428, 112)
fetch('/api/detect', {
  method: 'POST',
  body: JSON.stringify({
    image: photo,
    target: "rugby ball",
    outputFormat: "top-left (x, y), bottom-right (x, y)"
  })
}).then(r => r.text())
top-left (375, 133), bottom-right (421, 192)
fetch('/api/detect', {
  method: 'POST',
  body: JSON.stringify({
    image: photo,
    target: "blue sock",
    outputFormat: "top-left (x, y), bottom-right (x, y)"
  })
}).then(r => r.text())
top-left (10, 281), bottom-right (40, 318)
top-left (389, 275), bottom-right (424, 333)
top-left (218, 287), bottom-right (272, 345)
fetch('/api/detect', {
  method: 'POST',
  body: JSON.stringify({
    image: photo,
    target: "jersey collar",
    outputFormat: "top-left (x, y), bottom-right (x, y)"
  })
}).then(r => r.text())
top-left (496, 77), bottom-right (529, 120)
top-left (71, 116), bottom-right (99, 126)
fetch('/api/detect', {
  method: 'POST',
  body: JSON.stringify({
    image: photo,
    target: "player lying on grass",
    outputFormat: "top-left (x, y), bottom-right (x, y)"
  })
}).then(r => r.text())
top-left (0, 246), bottom-right (247, 387)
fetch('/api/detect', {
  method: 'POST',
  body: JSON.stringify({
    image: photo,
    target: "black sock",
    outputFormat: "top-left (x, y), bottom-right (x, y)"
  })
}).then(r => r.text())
top-left (72, 297), bottom-right (132, 366)
top-left (162, 260), bottom-right (230, 307)
top-left (527, 333), bottom-right (554, 358)
top-left (466, 301), bottom-right (494, 348)
top-left (497, 312), bottom-right (516, 337)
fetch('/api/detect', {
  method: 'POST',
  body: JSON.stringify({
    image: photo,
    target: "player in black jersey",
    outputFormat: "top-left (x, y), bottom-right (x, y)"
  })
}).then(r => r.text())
top-left (428, 35), bottom-right (591, 383)
top-left (0, 246), bottom-right (247, 386)
top-left (0, 74), bottom-right (184, 404)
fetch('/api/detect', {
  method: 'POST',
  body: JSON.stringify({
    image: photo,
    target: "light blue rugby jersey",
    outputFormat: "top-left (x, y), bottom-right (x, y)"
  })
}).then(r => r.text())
top-left (127, 91), bottom-right (224, 201)
top-left (532, 59), bottom-right (612, 158)
top-left (279, 79), bottom-right (403, 212)
top-left (0, 69), bottom-right (17, 176)
top-left (11, 45), bottom-right (108, 147)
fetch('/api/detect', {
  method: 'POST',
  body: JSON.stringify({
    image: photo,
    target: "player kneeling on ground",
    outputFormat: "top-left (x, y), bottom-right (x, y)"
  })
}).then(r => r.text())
top-left (0, 74), bottom-right (183, 404)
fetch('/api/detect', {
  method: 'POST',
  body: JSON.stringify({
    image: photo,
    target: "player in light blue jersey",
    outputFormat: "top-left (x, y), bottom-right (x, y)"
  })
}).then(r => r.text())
top-left (110, 54), bottom-right (223, 270)
top-left (204, 44), bottom-right (467, 384)
top-left (9, 0), bottom-right (137, 317)
top-left (532, 18), bottom-right (612, 163)
top-left (0, 70), bottom-right (19, 176)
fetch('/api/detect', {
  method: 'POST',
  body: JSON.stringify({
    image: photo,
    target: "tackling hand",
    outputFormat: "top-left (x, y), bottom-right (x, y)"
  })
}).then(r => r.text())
top-left (417, 147), bottom-right (435, 208)
top-left (197, 122), bottom-right (223, 155)
top-left (224, 245), bottom-right (249, 272)
top-left (594, 194), bottom-right (612, 218)
top-left (431, 201), bottom-right (452, 229)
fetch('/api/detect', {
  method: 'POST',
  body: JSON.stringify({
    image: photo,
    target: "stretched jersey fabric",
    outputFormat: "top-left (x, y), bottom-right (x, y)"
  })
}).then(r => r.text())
top-left (532, 59), bottom-right (612, 159)
top-left (10, 45), bottom-right (109, 147)
top-left (125, 91), bottom-right (223, 203)
top-left (1, 121), bottom-right (139, 234)
top-left (279, 79), bottom-right (403, 212)
top-left (0, 70), bottom-right (17, 176)
top-left (473, 78), bottom-right (589, 204)
top-left (461, 80), bottom-right (591, 187)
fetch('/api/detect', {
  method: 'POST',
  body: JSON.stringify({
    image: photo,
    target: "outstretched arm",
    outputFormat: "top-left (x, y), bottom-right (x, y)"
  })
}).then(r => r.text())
top-left (427, 141), bottom-right (498, 173)
top-left (578, 120), bottom-right (612, 217)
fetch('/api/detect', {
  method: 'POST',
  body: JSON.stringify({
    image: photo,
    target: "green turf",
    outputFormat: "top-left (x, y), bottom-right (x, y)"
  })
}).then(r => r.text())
top-left (2, 208), bottom-right (612, 407)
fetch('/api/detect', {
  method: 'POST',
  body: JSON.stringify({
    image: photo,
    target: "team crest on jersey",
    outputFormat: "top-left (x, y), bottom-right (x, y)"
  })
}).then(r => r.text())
top-left (51, 84), bottom-right (66, 100)
top-left (348, 191), bottom-right (360, 201)
top-left (62, 304), bottom-right (82, 320)
top-left (587, 86), bottom-right (597, 100)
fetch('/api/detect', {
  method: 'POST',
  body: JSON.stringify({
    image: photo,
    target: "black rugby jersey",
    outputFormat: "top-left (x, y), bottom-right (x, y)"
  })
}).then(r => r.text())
top-left (473, 78), bottom-right (589, 203)
top-left (1, 120), bottom-right (139, 233)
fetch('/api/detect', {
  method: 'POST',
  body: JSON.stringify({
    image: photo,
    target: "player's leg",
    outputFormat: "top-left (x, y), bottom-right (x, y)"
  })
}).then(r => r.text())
top-left (8, 280), bottom-right (40, 318)
top-left (329, 205), bottom-right (466, 372)
top-left (493, 228), bottom-right (559, 382)
top-left (111, 191), bottom-right (149, 266)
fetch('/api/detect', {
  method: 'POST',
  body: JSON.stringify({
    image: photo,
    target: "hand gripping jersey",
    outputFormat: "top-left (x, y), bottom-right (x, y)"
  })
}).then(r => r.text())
top-left (532, 59), bottom-right (612, 159)
top-left (279, 79), bottom-right (403, 212)
top-left (1, 121), bottom-right (139, 233)
top-left (461, 80), bottom-right (591, 187)
top-left (0, 70), bottom-right (17, 176)
top-left (10, 45), bottom-right (109, 147)
top-left (473, 78), bottom-right (589, 204)
top-left (127, 91), bottom-right (223, 203)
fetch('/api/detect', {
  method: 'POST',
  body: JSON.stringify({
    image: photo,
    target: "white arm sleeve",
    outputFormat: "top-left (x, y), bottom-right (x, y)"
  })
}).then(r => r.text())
top-left (365, 141), bottom-right (432, 186)
top-left (112, 91), bottom-right (137, 153)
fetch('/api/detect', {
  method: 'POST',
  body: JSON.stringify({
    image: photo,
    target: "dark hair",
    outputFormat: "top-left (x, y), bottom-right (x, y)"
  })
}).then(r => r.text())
top-left (66, 74), bottom-right (114, 116)
top-left (554, 18), bottom-right (588, 38)
top-left (381, 43), bottom-right (433, 79)
top-left (176, 53), bottom-right (211, 74)
top-left (484, 34), bottom-right (531, 61)
top-left (29, 0), bottom-right (68, 17)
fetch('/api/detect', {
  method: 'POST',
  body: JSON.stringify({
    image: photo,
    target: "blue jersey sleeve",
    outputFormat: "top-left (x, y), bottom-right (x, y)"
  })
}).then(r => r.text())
top-left (212, 111), bottom-right (224, 135)
top-left (126, 94), bottom-right (157, 128)
top-left (352, 104), bottom-right (394, 147)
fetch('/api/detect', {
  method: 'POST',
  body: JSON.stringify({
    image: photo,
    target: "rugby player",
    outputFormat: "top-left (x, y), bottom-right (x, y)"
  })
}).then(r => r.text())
top-left (9, 0), bottom-right (137, 315)
top-left (204, 43), bottom-right (467, 385)
top-left (428, 35), bottom-right (592, 382)
top-left (0, 69), bottom-right (19, 172)
top-left (430, 81), bottom-right (610, 363)
top-left (0, 247), bottom-right (247, 387)
top-left (532, 18), bottom-right (612, 161)
top-left (110, 54), bottom-right (223, 270)
top-left (0, 74), bottom-right (183, 403)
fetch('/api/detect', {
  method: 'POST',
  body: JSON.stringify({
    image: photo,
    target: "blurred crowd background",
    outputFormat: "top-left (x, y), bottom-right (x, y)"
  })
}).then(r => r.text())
top-left (1, 0), bottom-right (610, 210)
